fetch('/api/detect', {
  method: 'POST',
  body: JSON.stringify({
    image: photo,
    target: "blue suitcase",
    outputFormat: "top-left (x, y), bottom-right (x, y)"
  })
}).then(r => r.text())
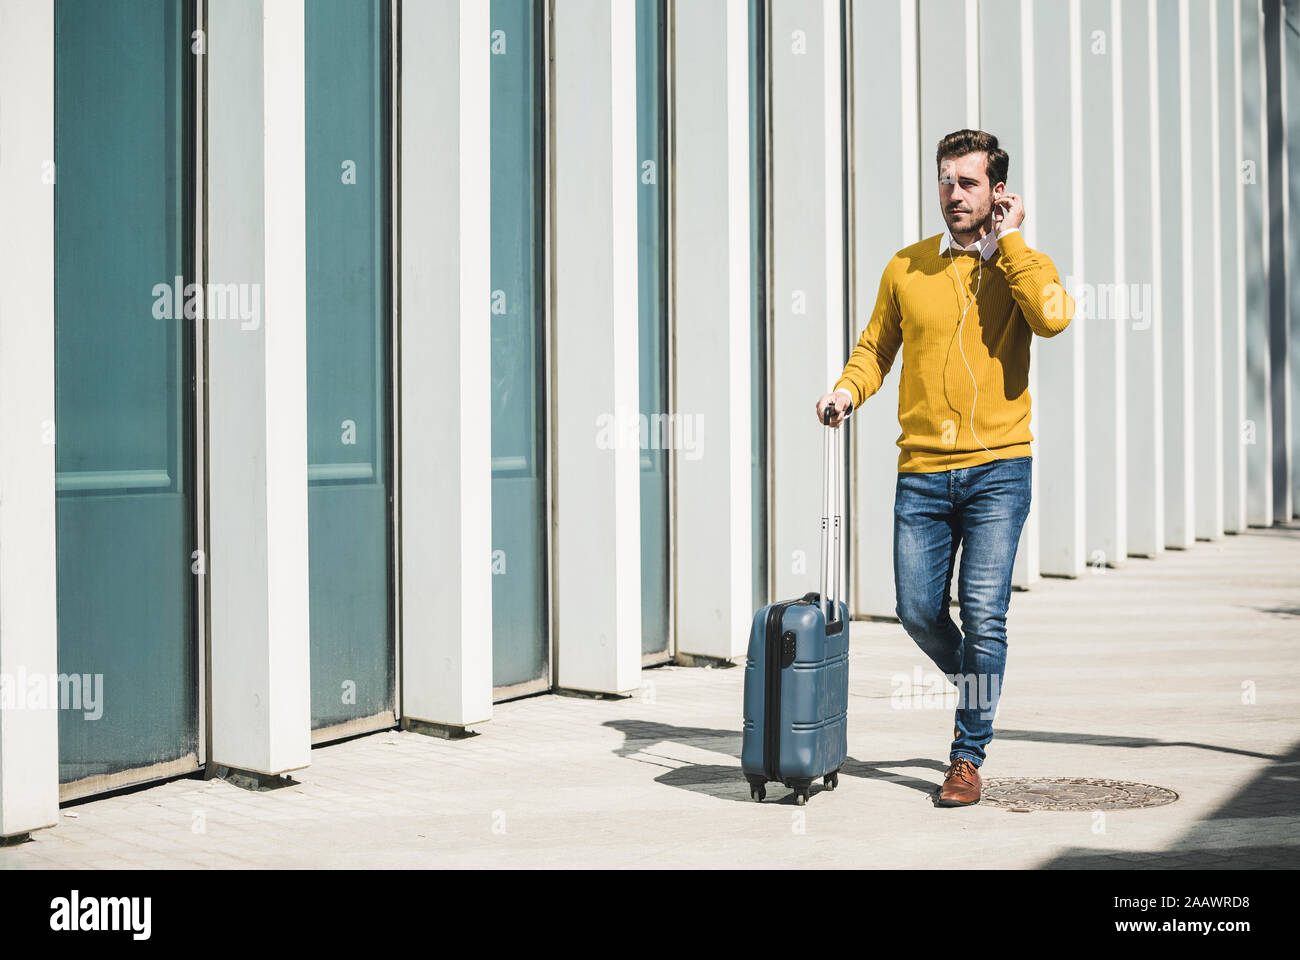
top-left (741, 408), bottom-right (849, 804)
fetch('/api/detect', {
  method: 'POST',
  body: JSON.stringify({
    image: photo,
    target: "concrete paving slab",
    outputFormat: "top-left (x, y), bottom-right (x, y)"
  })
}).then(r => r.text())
top-left (2, 525), bottom-right (1297, 869)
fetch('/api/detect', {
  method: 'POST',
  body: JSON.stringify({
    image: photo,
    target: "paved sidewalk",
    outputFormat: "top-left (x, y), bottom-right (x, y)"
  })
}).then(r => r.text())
top-left (4, 525), bottom-right (1299, 869)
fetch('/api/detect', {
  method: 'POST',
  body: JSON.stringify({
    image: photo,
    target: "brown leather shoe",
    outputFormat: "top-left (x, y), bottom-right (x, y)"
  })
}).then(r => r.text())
top-left (937, 758), bottom-right (981, 806)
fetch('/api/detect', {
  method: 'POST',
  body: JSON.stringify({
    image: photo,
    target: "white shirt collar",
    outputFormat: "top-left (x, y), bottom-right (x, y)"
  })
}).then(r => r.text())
top-left (938, 224), bottom-right (1018, 261)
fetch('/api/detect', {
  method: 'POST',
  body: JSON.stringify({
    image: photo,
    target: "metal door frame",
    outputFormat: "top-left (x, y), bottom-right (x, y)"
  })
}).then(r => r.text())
top-left (645, 0), bottom-right (676, 668)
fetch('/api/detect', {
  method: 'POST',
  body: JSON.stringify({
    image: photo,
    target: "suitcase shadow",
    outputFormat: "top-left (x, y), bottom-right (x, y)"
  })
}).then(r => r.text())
top-left (604, 719), bottom-right (950, 804)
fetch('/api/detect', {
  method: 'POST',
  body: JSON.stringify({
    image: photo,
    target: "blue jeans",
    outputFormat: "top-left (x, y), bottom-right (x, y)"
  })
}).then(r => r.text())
top-left (893, 456), bottom-right (1032, 767)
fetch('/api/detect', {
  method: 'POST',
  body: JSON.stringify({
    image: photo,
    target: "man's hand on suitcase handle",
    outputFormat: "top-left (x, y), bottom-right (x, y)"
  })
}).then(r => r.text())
top-left (816, 390), bottom-right (853, 428)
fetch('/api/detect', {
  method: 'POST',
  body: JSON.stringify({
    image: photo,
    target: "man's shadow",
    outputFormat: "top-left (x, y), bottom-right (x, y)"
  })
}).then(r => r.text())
top-left (603, 718), bottom-right (948, 804)
top-left (603, 718), bottom-right (1280, 805)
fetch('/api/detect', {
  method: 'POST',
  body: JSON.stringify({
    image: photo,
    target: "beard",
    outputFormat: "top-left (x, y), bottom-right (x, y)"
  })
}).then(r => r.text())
top-left (945, 202), bottom-right (992, 234)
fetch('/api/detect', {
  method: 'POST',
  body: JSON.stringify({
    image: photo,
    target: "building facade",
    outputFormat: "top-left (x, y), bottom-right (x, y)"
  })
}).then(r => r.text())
top-left (0, 0), bottom-right (1295, 836)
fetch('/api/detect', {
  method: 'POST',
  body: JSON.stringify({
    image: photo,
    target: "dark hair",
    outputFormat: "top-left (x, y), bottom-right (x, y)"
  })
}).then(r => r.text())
top-left (936, 129), bottom-right (1009, 189)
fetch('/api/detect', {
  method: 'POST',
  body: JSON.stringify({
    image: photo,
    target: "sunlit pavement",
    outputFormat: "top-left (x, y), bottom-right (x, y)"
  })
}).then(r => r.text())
top-left (4, 524), bottom-right (1298, 869)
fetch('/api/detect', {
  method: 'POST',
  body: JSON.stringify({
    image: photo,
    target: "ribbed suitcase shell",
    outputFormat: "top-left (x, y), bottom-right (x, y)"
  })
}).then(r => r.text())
top-left (740, 595), bottom-right (849, 800)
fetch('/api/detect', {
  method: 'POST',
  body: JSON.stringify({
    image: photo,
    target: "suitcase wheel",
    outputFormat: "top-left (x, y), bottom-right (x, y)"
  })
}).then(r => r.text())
top-left (824, 772), bottom-right (839, 791)
top-left (750, 784), bottom-right (766, 802)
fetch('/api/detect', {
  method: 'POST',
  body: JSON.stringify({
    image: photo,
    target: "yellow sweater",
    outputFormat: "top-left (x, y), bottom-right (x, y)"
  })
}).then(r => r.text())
top-left (835, 229), bottom-right (1075, 473)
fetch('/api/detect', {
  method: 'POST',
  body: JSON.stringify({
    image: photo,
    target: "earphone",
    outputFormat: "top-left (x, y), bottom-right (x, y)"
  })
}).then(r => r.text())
top-left (946, 192), bottom-right (1004, 461)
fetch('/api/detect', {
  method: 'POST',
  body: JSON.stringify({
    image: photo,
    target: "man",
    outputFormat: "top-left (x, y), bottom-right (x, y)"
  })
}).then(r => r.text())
top-left (815, 129), bottom-right (1075, 807)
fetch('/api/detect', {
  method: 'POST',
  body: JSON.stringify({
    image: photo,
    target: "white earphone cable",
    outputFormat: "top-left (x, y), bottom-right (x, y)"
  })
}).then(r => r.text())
top-left (947, 235), bottom-right (1001, 461)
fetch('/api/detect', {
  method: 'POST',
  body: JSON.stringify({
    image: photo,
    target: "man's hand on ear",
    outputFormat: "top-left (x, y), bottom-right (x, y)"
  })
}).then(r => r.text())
top-left (995, 192), bottom-right (1025, 232)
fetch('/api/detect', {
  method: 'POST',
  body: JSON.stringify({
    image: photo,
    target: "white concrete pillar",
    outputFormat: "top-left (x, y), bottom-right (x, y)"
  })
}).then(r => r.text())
top-left (1031, 0), bottom-right (1087, 576)
top-left (845, 0), bottom-right (920, 616)
top-left (1191, 0), bottom-right (1226, 541)
top-left (0, 0), bottom-right (59, 838)
top-left (1155, 0), bottom-right (1196, 549)
top-left (1221, 0), bottom-right (1248, 534)
top-left (206, 0), bottom-right (311, 775)
top-left (1079, 0), bottom-right (1127, 569)
top-left (979, 0), bottom-right (1042, 588)
top-left (398, 0), bottom-right (494, 727)
top-left (1121, 0), bottom-right (1166, 557)
top-left (919, 0), bottom-right (980, 146)
top-left (1241, 0), bottom-right (1275, 526)
top-left (551, 0), bottom-right (642, 695)
top-left (770, 0), bottom-right (846, 604)
top-left (1264, 0), bottom-right (1294, 522)
top-left (672, 0), bottom-right (753, 659)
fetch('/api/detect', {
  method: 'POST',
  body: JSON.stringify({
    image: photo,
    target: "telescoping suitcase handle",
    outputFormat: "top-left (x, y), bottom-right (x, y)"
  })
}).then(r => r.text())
top-left (820, 406), bottom-right (843, 631)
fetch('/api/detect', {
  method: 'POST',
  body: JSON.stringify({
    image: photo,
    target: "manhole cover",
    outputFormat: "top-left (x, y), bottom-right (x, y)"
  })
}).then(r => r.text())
top-left (981, 777), bottom-right (1178, 811)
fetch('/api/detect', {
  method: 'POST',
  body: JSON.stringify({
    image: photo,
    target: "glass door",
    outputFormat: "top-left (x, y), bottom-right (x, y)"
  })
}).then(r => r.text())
top-left (637, 0), bottom-right (671, 661)
top-left (490, 0), bottom-right (550, 697)
top-left (305, 0), bottom-right (395, 737)
top-left (54, 0), bottom-right (199, 794)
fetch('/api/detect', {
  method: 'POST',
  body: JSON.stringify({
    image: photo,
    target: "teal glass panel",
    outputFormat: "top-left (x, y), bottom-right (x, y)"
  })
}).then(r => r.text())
top-left (490, 0), bottom-right (549, 692)
top-left (305, 0), bottom-right (394, 729)
top-left (749, 0), bottom-right (769, 611)
top-left (54, 0), bottom-right (197, 782)
top-left (637, 0), bottom-right (670, 657)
